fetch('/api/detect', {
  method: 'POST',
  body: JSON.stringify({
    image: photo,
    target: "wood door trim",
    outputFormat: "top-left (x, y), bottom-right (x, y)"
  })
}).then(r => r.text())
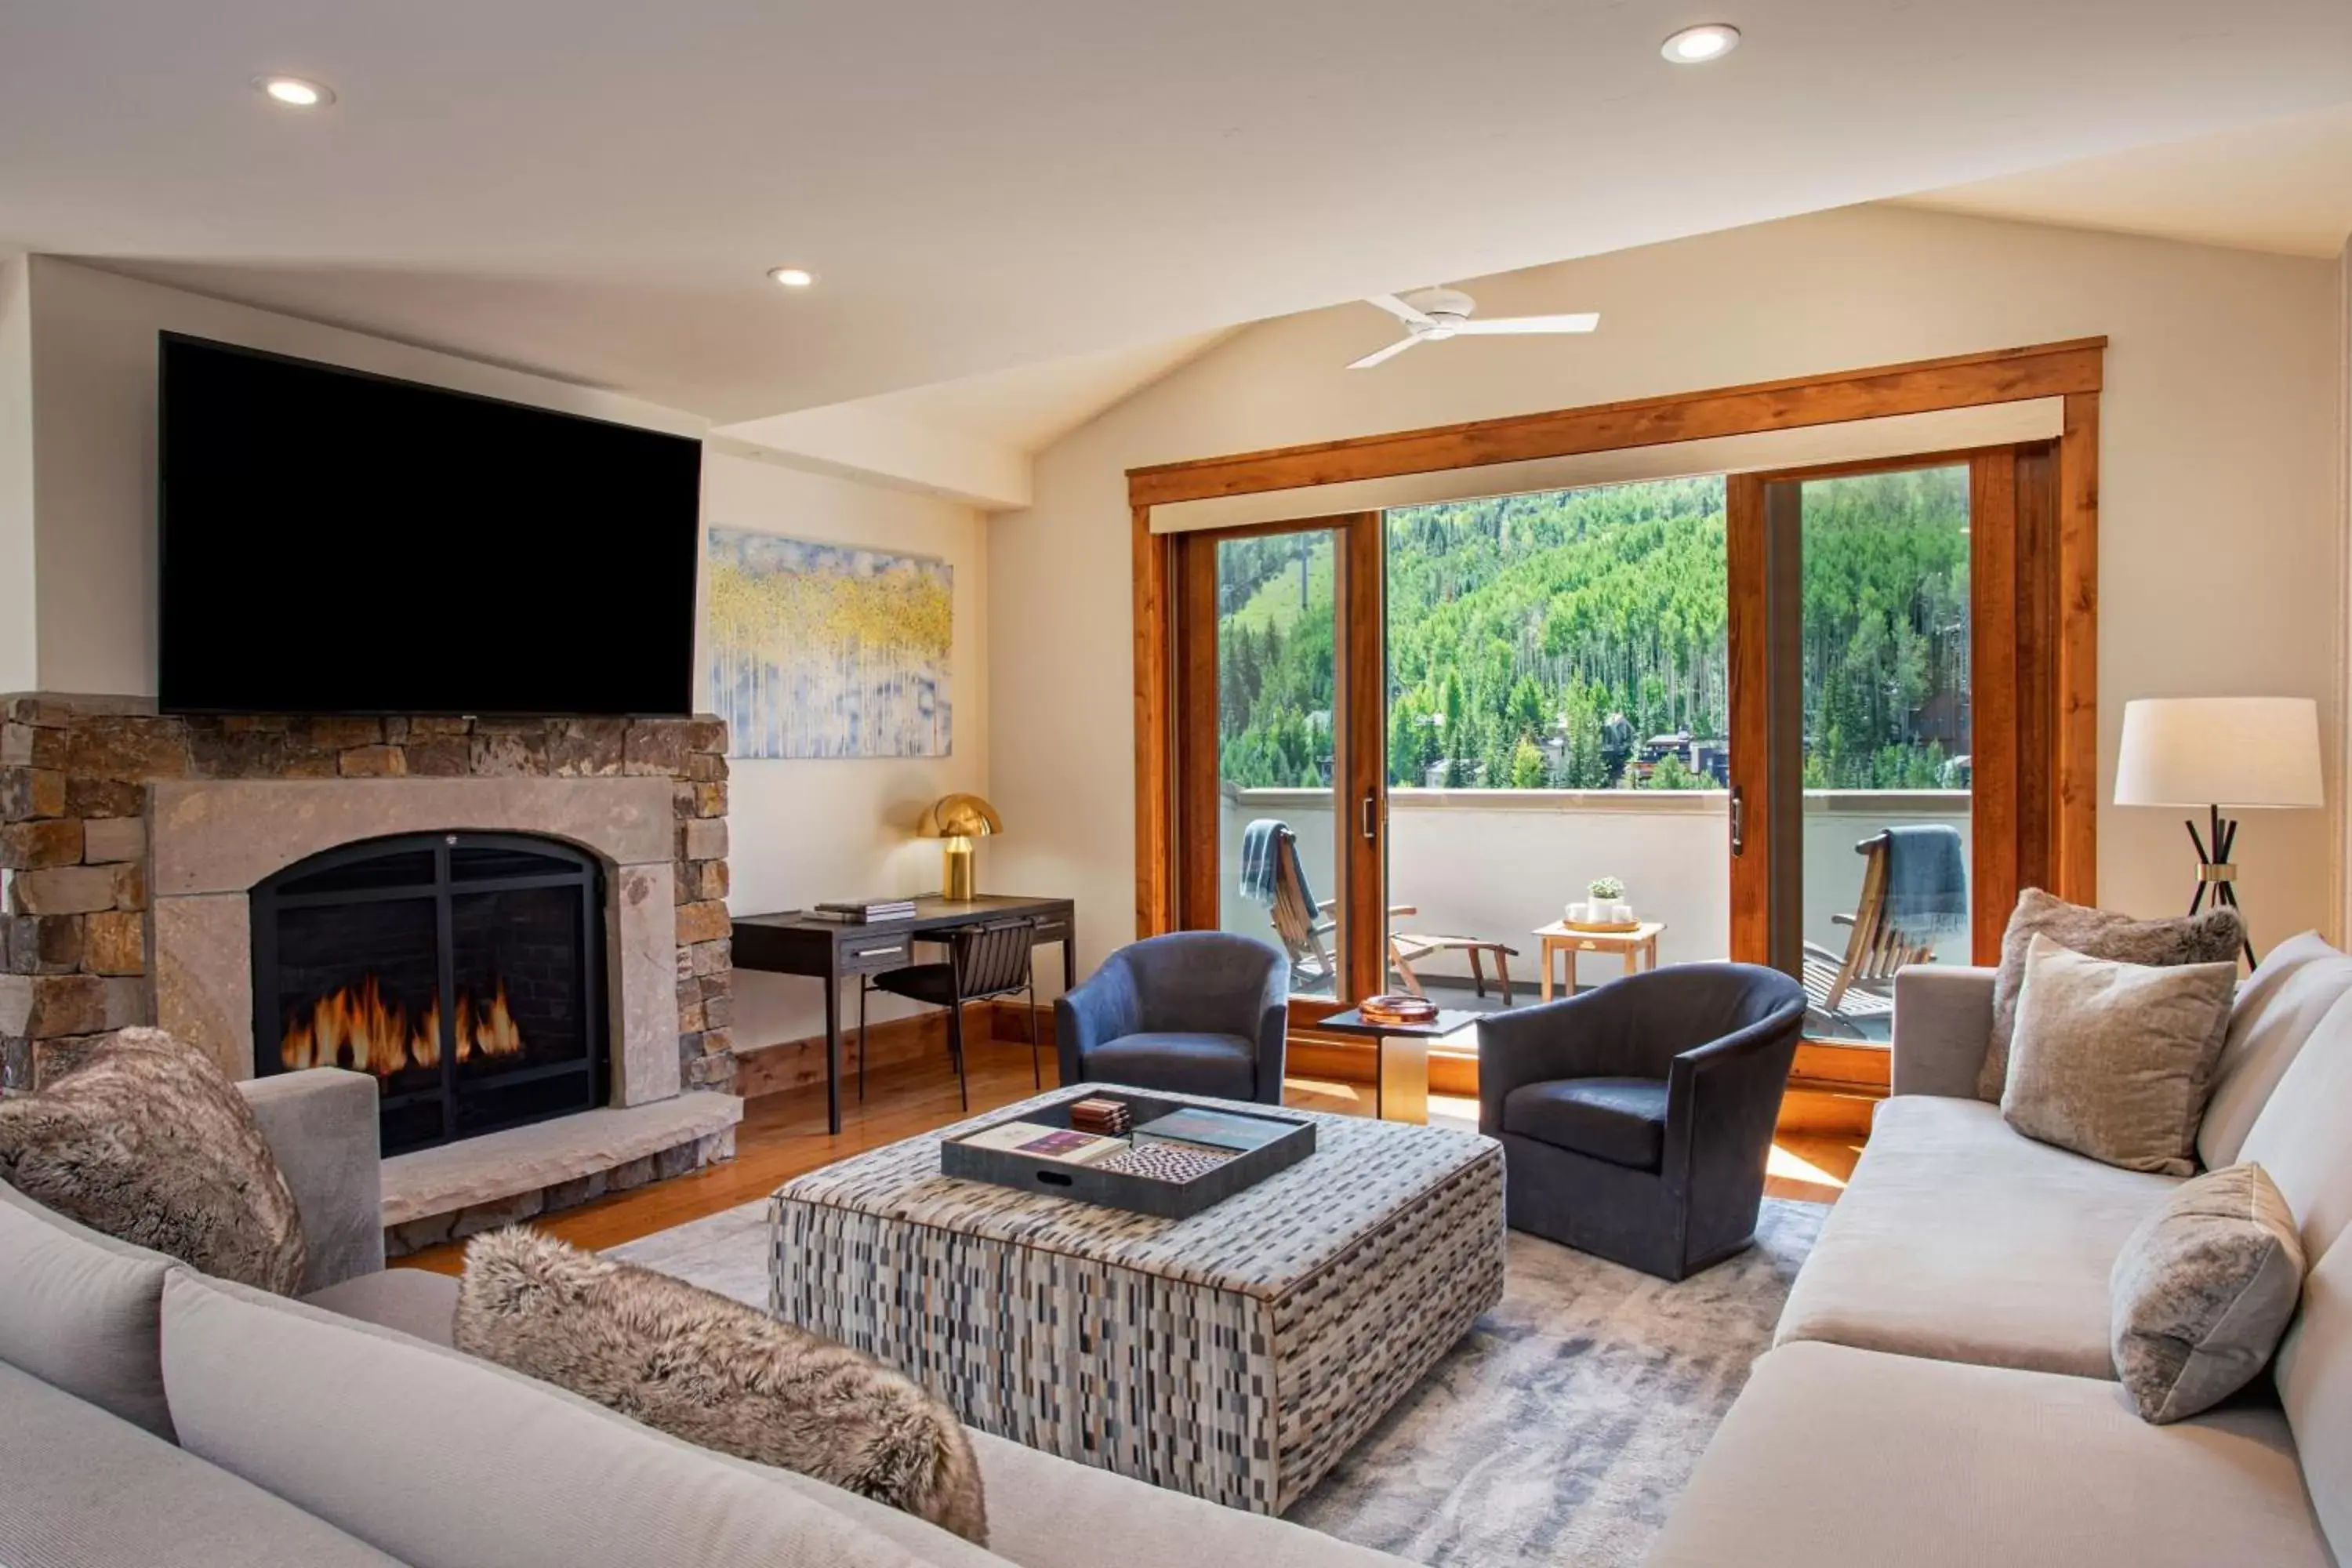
top-left (1726, 473), bottom-right (1769, 965)
top-left (1127, 339), bottom-right (2105, 508)
top-left (1337, 515), bottom-right (1387, 999)
top-left (2056, 393), bottom-right (2100, 902)
top-left (1971, 448), bottom-right (2022, 965)
top-left (1134, 506), bottom-right (1177, 937)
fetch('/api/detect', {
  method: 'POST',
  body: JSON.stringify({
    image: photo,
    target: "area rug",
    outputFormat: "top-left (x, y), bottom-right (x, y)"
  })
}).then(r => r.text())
top-left (608, 1195), bottom-right (1824, 1568)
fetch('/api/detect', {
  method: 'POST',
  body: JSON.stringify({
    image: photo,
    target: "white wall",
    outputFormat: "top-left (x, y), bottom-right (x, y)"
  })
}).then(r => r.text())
top-left (0, 256), bottom-right (34, 695)
top-left (705, 449), bottom-right (991, 1051)
top-left (19, 257), bottom-right (704, 697)
top-left (989, 205), bottom-right (2347, 980)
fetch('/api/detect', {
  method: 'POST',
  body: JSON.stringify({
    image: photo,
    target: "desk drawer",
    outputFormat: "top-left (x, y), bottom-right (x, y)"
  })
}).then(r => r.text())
top-left (1030, 916), bottom-right (1072, 944)
top-left (839, 935), bottom-right (917, 974)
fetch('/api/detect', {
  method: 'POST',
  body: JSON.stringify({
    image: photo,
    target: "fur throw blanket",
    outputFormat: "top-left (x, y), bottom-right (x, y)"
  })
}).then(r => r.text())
top-left (458, 1227), bottom-right (987, 1544)
top-left (0, 1027), bottom-right (307, 1293)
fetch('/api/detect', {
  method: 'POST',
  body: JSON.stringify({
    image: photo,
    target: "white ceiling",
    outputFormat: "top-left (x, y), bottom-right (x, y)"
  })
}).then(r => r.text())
top-left (1900, 103), bottom-right (2352, 258)
top-left (5, 1), bottom-right (2349, 423)
top-left (791, 328), bottom-right (1239, 454)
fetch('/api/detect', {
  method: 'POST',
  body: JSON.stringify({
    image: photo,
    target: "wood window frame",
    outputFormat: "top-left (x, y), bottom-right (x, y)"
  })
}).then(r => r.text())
top-left (1131, 339), bottom-right (2103, 942)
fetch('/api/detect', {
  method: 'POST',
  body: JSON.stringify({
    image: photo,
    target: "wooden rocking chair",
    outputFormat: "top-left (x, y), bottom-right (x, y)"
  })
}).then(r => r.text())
top-left (1800, 829), bottom-right (1955, 1033)
top-left (1259, 822), bottom-right (1518, 1004)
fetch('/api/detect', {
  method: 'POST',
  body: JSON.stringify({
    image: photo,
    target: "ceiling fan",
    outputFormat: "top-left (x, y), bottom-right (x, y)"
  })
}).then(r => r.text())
top-left (1348, 288), bottom-right (1599, 369)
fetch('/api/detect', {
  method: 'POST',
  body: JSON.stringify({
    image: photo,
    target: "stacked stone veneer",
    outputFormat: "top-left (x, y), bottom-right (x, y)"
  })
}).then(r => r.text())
top-left (0, 695), bottom-right (737, 1102)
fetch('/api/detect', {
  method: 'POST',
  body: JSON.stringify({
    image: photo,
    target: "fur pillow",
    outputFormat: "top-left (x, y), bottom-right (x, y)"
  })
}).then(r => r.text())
top-left (0, 1027), bottom-right (307, 1294)
top-left (457, 1227), bottom-right (987, 1544)
top-left (1978, 889), bottom-right (2242, 1102)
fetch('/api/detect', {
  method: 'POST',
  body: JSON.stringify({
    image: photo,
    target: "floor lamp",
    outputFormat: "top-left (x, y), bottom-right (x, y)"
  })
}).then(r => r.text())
top-left (2114, 697), bottom-right (2322, 967)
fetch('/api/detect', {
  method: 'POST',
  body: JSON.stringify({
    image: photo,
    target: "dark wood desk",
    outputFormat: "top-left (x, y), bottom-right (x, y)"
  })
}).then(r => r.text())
top-left (732, 895), bottom-right (1076, 1133)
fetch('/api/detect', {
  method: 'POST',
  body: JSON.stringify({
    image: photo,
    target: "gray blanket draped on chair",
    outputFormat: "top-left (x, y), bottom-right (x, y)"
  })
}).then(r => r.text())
top-left (1239, 818), bottom-right (1290, 909)
top-left (1881, 824), bottom-right (1966, 936)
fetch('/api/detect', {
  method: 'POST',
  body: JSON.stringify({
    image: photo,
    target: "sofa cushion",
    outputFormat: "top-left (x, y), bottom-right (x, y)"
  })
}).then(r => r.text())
top-left (1977, 889), bottom-right (2242, 1102)
top-left (1501, 1079), bottom-right (1668, 1170)
top-left (0, 1028), bottom-right (307, 1293)
top-left (1776, 1096), bottom-right (2180, 1378)
top-left (457, 1227), bottom-right (985, 1542)
top-left (2110, 1163), bottom-right (2305, 1423)
top-left (304, 1265), bottom-right (462, 1345)
top-left (1999, 935), bottom-right (2235, 1177)
top-left (1081, 1033), bottom-right (1255, 1097)
top-left (2201, 931), bottom-right (2352, 1170)
top-left (2237, 989), bottom-right (2352, 1260)
top-left (1646, 1340), bottom-right (2332, 1568)
top-left (0, 1357), bottom-right (403, 1568)
top-left (0, 1181), bottom-right (175, 1438)
top-left (159, 1269), bottom-right (947, 1568)
top-left (2274, 1221), bottom-right (2352, 1564)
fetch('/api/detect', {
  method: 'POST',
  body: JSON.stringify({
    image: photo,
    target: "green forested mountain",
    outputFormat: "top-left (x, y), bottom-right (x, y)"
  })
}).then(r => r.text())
top-left (1214, 470), bottom-right (1970, 792)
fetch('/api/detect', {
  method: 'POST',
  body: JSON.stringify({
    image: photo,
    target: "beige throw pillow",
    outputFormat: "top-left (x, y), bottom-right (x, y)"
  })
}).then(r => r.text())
top-left (1978, 889), bottom-right (2242, 1102)
top-left (0, 1027), bottom-right (307, 1293)
top-left (2001, 935), bottom-right (2236, 1175)
top-left (2111, 1163), bottom-right (2305, 1422)
top-left (457, 1227), bottom-right (987, 1544)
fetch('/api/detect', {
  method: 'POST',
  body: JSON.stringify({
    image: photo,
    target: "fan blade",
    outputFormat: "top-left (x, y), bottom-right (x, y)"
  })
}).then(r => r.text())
top-left (1453, 312), bottom-right (1601, 335)
top-left (1364, 293), bottom-right (1436, 328)
top-left (1347, 336), bottom-right (1422, 370)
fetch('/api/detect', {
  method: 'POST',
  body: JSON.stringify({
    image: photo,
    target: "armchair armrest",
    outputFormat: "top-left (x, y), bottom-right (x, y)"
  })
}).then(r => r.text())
top-left (236, 1068), bottom-right (383, 1291)
top-left (1474, 985), bottom-right (1646, 1134)
top-left (1663, 997), bottom-right (1805, 1207)
top-left (1054, 960), bottom-right (1142, 1083)
top-left (1889, 965), bottom-right (1997, 1098)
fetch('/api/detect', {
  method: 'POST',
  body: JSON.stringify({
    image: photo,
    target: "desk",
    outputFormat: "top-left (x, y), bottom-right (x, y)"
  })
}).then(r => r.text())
top-left (1312, 1007), bottom-right (1479, 1123)
top-left (732, 895), bottom-right (1076, 1133)
top-left (1532, 920), bottom-right (1665, 1001)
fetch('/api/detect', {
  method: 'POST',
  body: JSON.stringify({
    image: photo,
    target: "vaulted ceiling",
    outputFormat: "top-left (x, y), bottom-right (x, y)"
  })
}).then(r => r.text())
top-left (5, 0), bottom-right (2348, 423)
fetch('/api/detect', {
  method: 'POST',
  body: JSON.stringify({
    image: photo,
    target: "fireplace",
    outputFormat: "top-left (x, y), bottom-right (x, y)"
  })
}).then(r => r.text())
top-left (251, 832), bottom-right (608, 1155)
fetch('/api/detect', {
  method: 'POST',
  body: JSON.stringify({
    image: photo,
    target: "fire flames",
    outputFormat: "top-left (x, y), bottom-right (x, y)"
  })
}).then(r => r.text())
top-left (279, 975), bottom-right (527, 1076)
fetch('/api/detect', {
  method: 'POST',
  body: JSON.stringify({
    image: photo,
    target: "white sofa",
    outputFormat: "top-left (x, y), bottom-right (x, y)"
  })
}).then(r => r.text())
top-left (1647, 958), bottom-right (2352, 1568)
top-left (0, 1069), bottom-right (1411, 1568)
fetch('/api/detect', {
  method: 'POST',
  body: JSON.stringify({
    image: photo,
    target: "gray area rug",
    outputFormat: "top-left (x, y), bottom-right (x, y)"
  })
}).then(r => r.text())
top-left (609, 1195), bottom-right (1824, 1568)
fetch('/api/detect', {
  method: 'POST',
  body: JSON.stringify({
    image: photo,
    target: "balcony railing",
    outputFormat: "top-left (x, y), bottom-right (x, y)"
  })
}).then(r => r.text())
top-left (1218, 786), bottom-right (1973, 998)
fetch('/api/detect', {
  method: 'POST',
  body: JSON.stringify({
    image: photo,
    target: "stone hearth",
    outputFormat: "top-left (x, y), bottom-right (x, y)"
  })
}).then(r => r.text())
top-left (1, 695), bottom-right (742, 1243)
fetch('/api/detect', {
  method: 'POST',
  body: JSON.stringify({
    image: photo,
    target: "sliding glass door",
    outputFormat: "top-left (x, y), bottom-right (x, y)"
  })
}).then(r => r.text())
top-left (1172, 515), bottom-right (1385, 1014)
top-left (1731, 449), bottom-right (2057, 1041)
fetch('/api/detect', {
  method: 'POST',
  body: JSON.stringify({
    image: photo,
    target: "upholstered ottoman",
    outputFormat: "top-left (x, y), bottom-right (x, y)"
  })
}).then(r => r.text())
top-left (769, 1084), bottom-right (1504, 1513)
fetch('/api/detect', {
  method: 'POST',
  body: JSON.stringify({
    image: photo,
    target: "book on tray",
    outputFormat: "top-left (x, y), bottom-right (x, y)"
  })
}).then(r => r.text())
top-left (956, 1120), bottom-right (1127, 1166)
top-left (1132, 1107), bottom-right (1290, 1156)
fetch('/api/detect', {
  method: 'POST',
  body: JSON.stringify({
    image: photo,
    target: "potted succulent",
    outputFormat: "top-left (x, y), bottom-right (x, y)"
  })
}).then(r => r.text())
top-left (1574, 876), bottom-right (1631, 925)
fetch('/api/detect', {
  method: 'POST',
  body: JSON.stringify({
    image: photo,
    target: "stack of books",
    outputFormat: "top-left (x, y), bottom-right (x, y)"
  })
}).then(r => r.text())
top-left (1068, 1097), bottom-right (1133, 1136)
top-left (808, 898), bottom-right (918, 924)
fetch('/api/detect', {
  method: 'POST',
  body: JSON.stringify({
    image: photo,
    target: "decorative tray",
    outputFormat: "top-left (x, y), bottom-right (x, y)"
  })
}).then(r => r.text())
top-left (1562, 918), bottom-right (1643, 933)
top-left (939, 1089), bottom-right (1316, 1220)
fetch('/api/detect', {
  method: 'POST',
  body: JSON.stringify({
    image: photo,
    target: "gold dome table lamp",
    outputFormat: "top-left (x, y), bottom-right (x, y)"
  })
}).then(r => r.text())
top-left (919, 793), bottom-right (1004, 901)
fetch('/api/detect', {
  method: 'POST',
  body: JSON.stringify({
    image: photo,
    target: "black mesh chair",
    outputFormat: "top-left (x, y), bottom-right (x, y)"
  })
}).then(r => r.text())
top-left (860, 916), bottom-right (1041, 1110)
top-left (1475, 962), bottom-right (1806, 1280)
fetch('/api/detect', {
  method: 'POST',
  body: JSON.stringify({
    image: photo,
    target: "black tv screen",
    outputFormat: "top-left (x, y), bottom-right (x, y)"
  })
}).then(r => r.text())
top-left (158, 334), bottom-right (702, 716)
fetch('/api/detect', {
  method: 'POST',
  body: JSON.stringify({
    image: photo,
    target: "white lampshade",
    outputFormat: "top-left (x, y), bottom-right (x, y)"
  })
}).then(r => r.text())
top-left (2114, 698), bottom-right (2323, 809)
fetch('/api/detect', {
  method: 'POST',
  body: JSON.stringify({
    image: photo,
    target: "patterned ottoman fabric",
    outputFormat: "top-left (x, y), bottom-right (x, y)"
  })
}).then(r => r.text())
top-left (771, 1084), bottom-right (1506, 1513)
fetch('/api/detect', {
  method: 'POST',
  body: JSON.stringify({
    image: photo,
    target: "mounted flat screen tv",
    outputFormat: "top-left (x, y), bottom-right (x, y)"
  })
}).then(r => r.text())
top-left (158, 333), bottom-right (702, 716)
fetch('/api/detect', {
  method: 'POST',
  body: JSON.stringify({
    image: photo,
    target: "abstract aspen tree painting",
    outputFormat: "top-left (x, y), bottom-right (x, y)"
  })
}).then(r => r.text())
top-left (706, 527), bottom-right (953, 759)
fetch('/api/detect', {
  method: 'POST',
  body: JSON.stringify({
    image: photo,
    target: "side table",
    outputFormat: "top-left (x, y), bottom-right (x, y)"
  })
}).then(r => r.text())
top-left (1314, 1006), bottom-right (1480, 1123)
top-left (1533, 920), bottom-right (1666, 1001)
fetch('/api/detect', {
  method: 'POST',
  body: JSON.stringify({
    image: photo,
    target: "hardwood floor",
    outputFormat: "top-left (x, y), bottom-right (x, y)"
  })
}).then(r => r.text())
top-left (396, 1036), bottom-right (1862, 1273)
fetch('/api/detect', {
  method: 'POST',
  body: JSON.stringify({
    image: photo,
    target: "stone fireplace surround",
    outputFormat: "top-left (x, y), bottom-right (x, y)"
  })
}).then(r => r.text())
top-left (1, 696), bottom-right (742, 1252)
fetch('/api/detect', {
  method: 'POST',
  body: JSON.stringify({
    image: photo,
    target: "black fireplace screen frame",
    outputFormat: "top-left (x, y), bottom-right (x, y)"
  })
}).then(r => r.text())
top-left (251, 831), bottom-right (608, 1152)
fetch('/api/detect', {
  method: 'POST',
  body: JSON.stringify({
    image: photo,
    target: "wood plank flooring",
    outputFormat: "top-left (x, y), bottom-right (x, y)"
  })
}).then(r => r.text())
top-left (396, 1036), bottom-right (1860, 1274)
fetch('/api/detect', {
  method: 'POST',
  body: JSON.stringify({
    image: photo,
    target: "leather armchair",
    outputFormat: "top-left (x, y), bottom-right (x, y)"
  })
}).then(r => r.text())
top-left (1054, 932), bottom-right (1289, 1104)
top-left (1475, 962), bottom-right (1805, 1279)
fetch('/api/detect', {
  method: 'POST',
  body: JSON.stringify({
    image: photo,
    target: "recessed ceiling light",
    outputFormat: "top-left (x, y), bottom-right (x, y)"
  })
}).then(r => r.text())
top-left (767, 267), bottom-right (815, 289)
top-left (1661, 24), bottom-right (1740, 63)
top-left (254, 74), bottom-right (335, 107)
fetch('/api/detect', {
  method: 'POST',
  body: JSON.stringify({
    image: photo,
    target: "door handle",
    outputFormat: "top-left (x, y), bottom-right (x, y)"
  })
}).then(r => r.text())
top-left (1361, 793), bottom-right (1378, 843)
top-left (1730, 786), bottom-right (1745, 857)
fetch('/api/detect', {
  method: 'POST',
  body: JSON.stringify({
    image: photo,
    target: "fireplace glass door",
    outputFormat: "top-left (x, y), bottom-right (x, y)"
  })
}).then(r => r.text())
top-left (252, 833), bottom-right (607, 1154)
